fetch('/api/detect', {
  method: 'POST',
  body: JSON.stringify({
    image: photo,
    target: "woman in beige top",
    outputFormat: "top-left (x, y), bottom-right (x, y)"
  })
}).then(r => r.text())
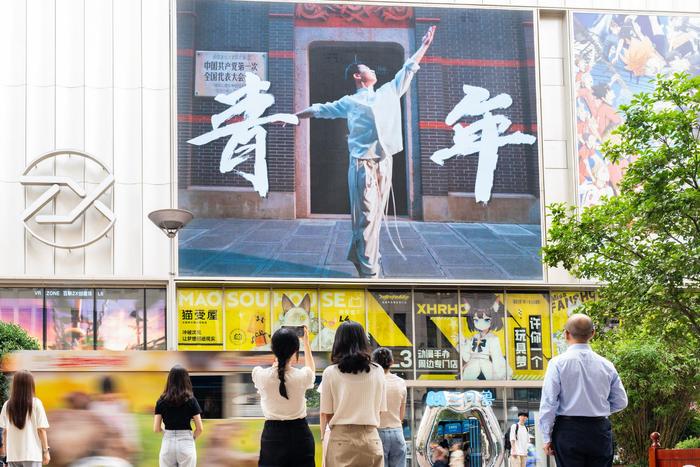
top-left (372, 348), bottom-right (407, 467)
top-left (320, 321), bottom-right (387, 467)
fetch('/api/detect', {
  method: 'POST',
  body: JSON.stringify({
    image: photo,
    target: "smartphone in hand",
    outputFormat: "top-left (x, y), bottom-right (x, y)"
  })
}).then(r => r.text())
top-left (282, 325), bottom-right (305, 337)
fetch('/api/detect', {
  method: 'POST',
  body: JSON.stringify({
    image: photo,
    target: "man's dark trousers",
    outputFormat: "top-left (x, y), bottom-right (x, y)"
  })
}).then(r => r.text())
top-left (552, 416), bottom-right (613, 467)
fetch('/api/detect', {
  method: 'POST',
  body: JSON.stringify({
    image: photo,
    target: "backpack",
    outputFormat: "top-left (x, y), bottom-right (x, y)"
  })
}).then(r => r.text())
top-left (504, 423), bottom-right (516, 451)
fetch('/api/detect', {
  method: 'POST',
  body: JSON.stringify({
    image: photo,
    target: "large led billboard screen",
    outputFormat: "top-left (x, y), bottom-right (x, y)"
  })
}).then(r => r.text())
top-left (177, 1), bottom-right (542, 280)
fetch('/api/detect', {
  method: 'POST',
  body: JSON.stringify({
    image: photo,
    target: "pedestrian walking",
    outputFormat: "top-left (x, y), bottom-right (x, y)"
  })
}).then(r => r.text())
top-left (153, 365), bottom-right (203, 467)
top-left (253, 326), bottom-right (316, 467)
top-left (509, 412), bottom-right (529, 467)
top-left (538, 313), bottom-right (628, 467)
top-left (0, 370), bottom-right (50, 467)
top-left (320, 321), bottom-right (387, 466)
top-left (372, 348), bottom-right (407, 467)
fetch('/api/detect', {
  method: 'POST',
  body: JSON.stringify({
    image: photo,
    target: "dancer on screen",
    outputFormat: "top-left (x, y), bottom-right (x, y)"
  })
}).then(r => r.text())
top-left (295, 26), bottom-right (436, 278)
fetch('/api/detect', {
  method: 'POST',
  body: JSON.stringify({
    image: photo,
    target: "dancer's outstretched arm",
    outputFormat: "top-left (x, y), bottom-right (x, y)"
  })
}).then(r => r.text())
top-left (410, 25), bottom-right (436, 65)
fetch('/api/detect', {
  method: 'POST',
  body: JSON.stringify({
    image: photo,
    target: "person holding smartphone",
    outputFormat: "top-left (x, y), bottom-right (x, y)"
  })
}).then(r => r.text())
top-left (253, 326), bottom-right (316, 467)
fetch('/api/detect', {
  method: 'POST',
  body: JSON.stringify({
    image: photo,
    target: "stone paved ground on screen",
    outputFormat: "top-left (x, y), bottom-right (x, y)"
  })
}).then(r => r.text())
top-left (179, 219), bottom-right (543, 280)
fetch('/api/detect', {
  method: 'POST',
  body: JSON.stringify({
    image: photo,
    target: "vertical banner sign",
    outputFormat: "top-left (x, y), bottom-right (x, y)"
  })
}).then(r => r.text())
top-left (513, 327), bottom-right (527, 371)
top-left (272, 289), bottom-right (319, 350)
top-left (528, 315), bottom-right (543, 370)
top-left (366, 290), bottom-right (414, 374)
top-left (319, 290), bottom-right (365, 351)
top-left (177, 289), bottom-right (224, 350)
top-left (460, 293), bottom-right (508, 381)
top-left (413, 291), bottom-right (461, 379)
top-left (225, 289), bottom-right (271, 351)
top-left (550, 291), bottom-right (597, 356)
top-left (506, 293), bottom-right (550, 380)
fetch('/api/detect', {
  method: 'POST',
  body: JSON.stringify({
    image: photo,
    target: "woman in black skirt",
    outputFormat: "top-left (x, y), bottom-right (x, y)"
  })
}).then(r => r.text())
top-left (252, 326), bottom-right (315, 467)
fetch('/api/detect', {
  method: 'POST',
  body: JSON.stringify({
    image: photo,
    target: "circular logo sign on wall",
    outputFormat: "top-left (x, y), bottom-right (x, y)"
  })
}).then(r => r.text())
top-left (20, 150), bottom-right (115, 249)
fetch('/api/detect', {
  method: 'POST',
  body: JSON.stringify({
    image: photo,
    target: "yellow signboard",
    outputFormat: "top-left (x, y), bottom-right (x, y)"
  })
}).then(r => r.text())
top-left (177, 289), bottom-right (224, 350)
top-left (550, 290), bottom-right (598, 356)
top-left (506, 293), bottom-right (550, 380)
top-left (225, 289), bottom-right (271, 351)
top-left (318, 289), bottom-right (366, 351)
top-left (272, 289), bottom-right (319, 349)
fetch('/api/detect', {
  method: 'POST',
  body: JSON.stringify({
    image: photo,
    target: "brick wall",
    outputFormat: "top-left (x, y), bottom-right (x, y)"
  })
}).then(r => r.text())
top-left (177, 0), bottom-right (295, 191)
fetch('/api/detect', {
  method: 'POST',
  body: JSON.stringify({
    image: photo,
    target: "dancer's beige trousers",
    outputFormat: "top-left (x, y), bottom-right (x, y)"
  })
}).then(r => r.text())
top-left (347, 156), bottom-right (393, 278)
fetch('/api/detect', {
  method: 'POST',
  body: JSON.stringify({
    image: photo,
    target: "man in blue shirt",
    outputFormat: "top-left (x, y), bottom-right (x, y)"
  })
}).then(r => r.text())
top-left (295, 26), bottom-right (436, 278)
top-left (538, 313), bottom-right (628, 466)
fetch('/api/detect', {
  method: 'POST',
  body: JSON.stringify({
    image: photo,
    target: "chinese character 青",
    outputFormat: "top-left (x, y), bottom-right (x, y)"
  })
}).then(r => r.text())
top-left (187, 73), bottom-right (298, 197)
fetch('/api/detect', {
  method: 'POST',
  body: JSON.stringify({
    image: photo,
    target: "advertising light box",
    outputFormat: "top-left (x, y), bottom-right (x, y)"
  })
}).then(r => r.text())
top-left (177, 0), bottom-right (542, 281)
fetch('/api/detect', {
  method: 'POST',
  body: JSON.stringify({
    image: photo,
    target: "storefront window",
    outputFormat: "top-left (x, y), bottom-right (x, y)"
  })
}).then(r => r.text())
top-left (96, 289), bottom-right (145, 350)
top-left (367, 289), bottom-right (414, 379)
top-left (505, 293), bottom-right (551, 380)
top-left (146, 289), bottom-right (167, 350)
top-left (460, 292), bottom-right (508, 381)
top-left (46, 288), bottom-right (95, 350)
top-left (225, 289), bottom-right (271, 351)
top-left (271, 289), bottom-right (319, 350)
top-left (319, 289), bottom-right (365, 351)
top-left (413, 291), bottom-right (460, 379)
top-left (0, 288), bottom-right (44, 346)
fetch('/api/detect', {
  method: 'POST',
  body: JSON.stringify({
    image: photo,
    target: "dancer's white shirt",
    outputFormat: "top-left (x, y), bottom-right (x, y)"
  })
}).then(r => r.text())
top-left (310, 59), bottom-right (420, 160)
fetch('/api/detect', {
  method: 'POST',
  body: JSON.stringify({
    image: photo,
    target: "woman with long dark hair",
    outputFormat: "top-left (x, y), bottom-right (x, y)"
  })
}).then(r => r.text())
top-left (153, 365), bottom-right (203, 467)
top-left (372, 348), bottom-right (407, 467)
top-left (253, 326), bottom-right (315, 467)
top-left (320, 321), bottom-right (386, 467)
top-left (0, 370), bottom-right (50, 466)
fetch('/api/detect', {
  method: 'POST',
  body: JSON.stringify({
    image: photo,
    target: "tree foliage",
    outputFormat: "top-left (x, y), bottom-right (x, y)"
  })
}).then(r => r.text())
top-left (594, 332), bottom-right (700, 463)
top-left (0, 321), bottom-right (41, 406)
top-left (543, 73), bottom-right (700, 350)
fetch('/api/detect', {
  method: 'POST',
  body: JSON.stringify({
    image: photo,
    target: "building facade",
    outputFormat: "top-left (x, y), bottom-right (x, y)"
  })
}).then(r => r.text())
top-left (1, 0), bottom-right (698, 465)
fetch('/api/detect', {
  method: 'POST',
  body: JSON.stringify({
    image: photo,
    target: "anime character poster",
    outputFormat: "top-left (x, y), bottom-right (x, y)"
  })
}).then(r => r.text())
top-left (177, 1), bottom-right (542, 281)
top-left (506, 293), bottom-right (550, 380)
top-left (573, 13), bottom-right (700, 208)
top-left (550, 290), bottom-right (597, 356)
top-left (459, 292), bottom-right (508, 381)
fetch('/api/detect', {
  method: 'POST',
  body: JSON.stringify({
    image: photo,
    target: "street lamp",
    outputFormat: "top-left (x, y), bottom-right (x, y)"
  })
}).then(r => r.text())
top-left (147, 208), bottom-right (194, 352)
top-left (148, 208), bottom-right (194, 238)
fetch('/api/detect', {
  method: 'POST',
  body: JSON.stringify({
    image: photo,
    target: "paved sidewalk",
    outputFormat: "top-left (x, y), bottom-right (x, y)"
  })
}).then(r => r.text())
top-left (179, 219), bottom-right (543, 280)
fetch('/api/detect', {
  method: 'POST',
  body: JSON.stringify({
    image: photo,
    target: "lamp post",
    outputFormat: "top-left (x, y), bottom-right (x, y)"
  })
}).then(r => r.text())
top-left (148, 208), bottom-right (194, 351)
